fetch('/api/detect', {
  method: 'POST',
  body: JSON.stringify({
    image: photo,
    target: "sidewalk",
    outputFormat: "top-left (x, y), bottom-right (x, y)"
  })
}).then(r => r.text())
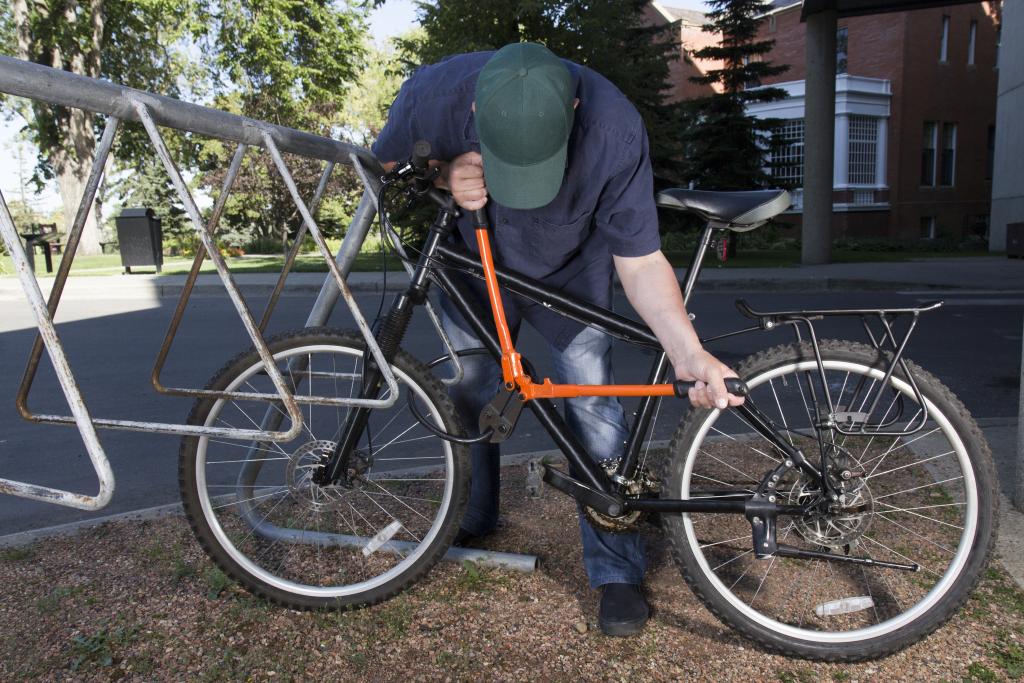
top-left (2, 255), bottom-right (1022, 300)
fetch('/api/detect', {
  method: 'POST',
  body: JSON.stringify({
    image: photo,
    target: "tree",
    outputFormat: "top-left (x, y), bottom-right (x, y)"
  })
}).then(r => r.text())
top-left (679, 0), bottom-right (789, 191)
top-left (342, 39), bottom-right (410, 149)
top-left (398, 0), bottom-right (686, 182)
top-left (193, 0), bottom-right (369, 251)
top-left (2, 0), bottom-right (371, 256)
top-left (1, 0), bottom-right (197, 254)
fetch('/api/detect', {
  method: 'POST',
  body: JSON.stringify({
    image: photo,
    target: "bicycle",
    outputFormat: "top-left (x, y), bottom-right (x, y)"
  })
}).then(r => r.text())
top-left (177, 142), bottom-right (997, 661)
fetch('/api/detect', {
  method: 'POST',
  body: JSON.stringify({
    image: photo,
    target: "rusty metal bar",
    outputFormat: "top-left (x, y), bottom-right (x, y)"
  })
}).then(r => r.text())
top-left (0, 187), bottom-right (114, 510)
top-left (151, 143), bottom-right (249, 396)
top-left (258, 161), bottom-right (336, 333)
top-left (0, 56), bottom-right (377, 168)
top-left (256, 160), bottom-right (335, 331)
top-left (132, 99), bottom-right (304, 431)
top-left (262, 129), bottom-right (399, 407)
top-left (16, 117), bottom-right (121, 420)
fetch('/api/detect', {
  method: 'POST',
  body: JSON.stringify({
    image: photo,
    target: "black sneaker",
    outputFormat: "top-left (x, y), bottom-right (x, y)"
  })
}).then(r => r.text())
top-left (598, 583), bottom-right (650, 637)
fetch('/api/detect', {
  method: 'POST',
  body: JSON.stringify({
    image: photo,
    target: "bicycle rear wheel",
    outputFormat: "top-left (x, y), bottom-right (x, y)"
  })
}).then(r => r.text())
top-left (664, 340), bottom-right (997, 660)
top-left (179, 328), bottom-right (468, 609)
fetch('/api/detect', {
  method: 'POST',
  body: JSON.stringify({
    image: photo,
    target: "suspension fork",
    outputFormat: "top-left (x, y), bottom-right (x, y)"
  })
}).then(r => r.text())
top-left (313, 206), bottom-right (456, 486)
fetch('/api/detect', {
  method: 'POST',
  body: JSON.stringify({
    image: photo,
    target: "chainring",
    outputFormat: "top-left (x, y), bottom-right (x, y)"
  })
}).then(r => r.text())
top-left (583, 460), bottom-right (661, 534)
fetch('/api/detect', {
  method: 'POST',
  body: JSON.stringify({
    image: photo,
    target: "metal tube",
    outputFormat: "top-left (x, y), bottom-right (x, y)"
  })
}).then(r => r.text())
top-left (16, 117), bottom-right (120, 418)
top-left (303, 189), bottom-right (379, 328)
top-left (245, 522), bottom-right (538, 572)
top-left (0, 191), bottom-right (114, 510)
top-left (258, 161), bottom-right (336, 332)
top-left (0, 56), bottom-right (376, 168)
top-left (682, 225), bottom-right (715, 306)
top-left (151, 143), bottom-right (249, 395)
top-left (435, 243), bottom-right (660, 348)
top-left (133, 100), bottom-right (306, 441)
top-left (261, 130), bottom-right (399, 408)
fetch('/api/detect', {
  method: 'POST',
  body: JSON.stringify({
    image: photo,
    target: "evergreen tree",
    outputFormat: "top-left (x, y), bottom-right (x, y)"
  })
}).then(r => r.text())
top-left (397, 0), bottom-right (685, 182)
top-left (680, 0), bottom-right (789, 191)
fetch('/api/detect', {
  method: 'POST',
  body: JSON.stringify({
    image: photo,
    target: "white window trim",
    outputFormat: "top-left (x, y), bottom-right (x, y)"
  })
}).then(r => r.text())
top-left (940, 15), bottom-right (950, 63)
top-left (968, 20), bottom-right (977, 66)
top-left (846, 114), bottom-right (881, 186)
top-left (922, 216), bottom-right (937, 239)
top-left (746, 77), bottom-right (892, 213)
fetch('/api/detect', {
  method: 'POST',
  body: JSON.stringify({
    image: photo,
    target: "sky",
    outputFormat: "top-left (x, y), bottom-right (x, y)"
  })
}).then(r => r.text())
top-left (1, 0), bottom-right (711, 215)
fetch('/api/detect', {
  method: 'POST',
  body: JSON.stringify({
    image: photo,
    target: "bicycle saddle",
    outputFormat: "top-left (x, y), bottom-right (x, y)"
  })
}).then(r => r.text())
top-left (655, 188), bottom-right (791, 231)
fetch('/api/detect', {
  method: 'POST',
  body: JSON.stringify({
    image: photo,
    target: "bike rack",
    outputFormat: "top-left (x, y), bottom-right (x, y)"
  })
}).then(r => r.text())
top-left (0, 56), bottom-right (458, 511)
top-left (0, 56), bottom-right (537, 575)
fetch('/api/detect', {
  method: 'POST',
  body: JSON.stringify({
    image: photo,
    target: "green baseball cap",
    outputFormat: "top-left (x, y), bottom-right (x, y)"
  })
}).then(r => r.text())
top-left (474, 43), bottom-right (575, 210)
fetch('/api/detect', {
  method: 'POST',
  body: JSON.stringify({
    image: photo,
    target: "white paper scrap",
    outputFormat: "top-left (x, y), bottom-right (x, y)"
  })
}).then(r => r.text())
top-left (362, 520), bottom-right (403, 557)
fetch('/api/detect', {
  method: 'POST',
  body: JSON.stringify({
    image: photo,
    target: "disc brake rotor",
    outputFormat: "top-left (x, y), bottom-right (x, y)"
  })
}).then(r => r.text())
top-left (788, 470), bottom-right (874, 550)
top-left (285, 440), bottom-right (355, 512)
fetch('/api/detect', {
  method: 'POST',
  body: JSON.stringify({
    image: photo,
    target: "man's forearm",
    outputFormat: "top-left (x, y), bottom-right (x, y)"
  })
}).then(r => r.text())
top-left (614, 251), bottom-right (702, 371)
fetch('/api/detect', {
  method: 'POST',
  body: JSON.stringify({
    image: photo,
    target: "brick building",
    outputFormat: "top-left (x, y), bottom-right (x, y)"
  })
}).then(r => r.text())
top-left (641, 2), bottom-right (723, 101)
top-left (748, 0), bottom-right (1001, 241)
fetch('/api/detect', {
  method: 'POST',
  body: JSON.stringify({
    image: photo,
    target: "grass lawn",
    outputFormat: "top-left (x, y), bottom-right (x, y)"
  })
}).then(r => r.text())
top-left (1, 247), bottom-right (999, 277)
top-left (0, 250), bottom-right (406, 277)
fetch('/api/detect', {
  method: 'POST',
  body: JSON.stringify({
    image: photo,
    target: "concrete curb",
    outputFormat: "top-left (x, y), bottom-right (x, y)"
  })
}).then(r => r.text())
top-left (0, 448), bottom-right (575, 550)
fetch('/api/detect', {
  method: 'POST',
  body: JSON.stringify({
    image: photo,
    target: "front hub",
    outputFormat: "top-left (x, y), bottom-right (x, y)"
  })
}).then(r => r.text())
top-left (287, 440), bottom-right (369, 509)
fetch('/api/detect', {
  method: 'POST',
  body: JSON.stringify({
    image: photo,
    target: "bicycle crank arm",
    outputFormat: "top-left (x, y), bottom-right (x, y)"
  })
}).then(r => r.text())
top-left (774, 543), bottom-right (919, 572)
top-left (542, 465), bottom-right (623, 517)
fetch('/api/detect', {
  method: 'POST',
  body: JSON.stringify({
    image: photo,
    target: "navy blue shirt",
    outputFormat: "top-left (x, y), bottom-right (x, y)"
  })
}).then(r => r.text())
top-left (373, 51), bottom-right (661, 349)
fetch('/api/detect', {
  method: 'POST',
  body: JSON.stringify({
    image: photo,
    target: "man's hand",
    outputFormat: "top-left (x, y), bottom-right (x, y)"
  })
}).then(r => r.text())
top-left (613, 251), bottom-right (744, 411)
top-left (447, 151), bottom-right (488, 211)
top-left (675, 348), bottom-right (745, 411)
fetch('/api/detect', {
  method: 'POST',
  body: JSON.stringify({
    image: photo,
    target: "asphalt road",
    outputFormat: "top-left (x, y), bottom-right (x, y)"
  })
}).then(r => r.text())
top-left (0, 286), bottom-right (1020, 535)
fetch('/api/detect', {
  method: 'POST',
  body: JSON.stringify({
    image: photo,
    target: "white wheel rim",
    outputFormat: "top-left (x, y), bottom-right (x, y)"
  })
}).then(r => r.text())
top-left (195, 343), bottom-right (456, 598)
top-left (680, 359), bottom-right (979, 643)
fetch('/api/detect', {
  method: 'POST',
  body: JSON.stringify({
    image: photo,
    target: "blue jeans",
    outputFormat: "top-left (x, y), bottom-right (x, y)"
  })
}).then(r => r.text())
top-left (440, 306), bottom-right (646, 589)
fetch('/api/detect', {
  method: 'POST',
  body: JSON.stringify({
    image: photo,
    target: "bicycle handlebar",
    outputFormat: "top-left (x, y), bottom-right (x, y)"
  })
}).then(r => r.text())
top-left (674, 378), bottom-right (749, 399)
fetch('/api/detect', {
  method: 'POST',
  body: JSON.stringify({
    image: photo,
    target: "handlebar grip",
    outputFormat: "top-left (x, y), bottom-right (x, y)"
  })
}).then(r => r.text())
top-left (674, 378), bottom-right (749, 399)
top-left (412, 140), bottom-right (432, 170)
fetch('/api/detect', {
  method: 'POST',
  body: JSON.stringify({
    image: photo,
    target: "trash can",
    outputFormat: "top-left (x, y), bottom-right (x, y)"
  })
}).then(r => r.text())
top-left (115, 208), bottom-right (163, 273)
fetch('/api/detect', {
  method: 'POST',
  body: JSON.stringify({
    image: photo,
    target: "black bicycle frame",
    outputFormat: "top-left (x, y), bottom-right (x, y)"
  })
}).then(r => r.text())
top-left (426, 220), bottom-right (813, 515)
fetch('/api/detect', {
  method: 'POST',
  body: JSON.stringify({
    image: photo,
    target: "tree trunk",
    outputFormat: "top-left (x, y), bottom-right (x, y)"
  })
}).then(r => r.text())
top-left (13, 0), bottom-right (31, 60)
top-left (13, 0), bottom-right (106, 255)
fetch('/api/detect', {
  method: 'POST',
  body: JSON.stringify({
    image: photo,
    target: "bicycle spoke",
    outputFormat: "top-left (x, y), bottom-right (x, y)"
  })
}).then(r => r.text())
top-left (672, 351), bottom-right (986, 649)
top-left (186, 339), bottom-right (460, 602)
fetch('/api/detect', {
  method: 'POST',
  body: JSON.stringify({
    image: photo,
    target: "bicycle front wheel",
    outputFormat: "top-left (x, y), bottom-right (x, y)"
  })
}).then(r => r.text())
top-left (664, 340), bottom-right (997, 660)
top-left (179, 328), bottom-right (468, 609)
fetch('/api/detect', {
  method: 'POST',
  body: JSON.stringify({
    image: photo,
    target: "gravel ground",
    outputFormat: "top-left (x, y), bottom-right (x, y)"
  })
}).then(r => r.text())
top-left (1, 463), bottom-right (1022, 682)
